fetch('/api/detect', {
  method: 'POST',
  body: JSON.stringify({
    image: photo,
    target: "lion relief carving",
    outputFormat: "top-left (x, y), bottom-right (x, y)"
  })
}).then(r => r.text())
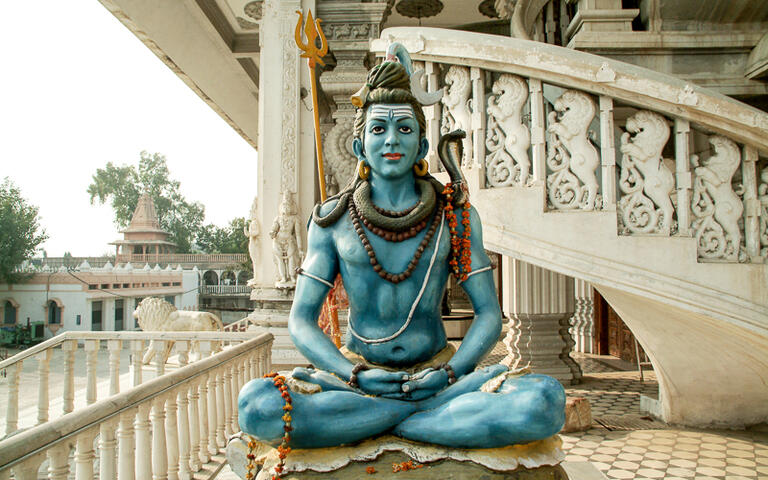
top-left (547, 90), bottom-right (600, 210)
top-left (134, 297), bottom-right (224, 364)
top-left (619, 110), bottom-right (675, 235)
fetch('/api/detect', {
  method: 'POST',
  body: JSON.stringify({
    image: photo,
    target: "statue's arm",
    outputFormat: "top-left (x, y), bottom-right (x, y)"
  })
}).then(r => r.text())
top-left (287, 218), bottom-right (355, 380)
top-left (449, 207), bottom-right (502, 377)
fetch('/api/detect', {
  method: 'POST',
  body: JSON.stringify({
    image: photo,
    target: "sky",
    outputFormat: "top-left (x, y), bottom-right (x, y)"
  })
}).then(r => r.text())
top-left (0, 2), bottom-right (258, 257)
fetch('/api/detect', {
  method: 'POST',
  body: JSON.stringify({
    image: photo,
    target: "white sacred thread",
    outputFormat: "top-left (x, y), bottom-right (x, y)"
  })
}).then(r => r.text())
top-left (369, 104), bottom-right (415, 120)
top-left (456, 264), bottom-right (493, 285)
top-left (349, 211), bottom-right (446, 344)
top-left (297, 268), bottom-right (334, 288)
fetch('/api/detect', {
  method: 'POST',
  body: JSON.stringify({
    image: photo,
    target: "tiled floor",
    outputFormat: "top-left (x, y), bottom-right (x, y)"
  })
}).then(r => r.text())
top-left (561, 353), bottom-right (768, 480)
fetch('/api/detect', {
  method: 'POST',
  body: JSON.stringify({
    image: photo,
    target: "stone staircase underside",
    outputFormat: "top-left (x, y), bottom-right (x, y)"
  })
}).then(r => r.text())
top-left (474, 183), bottom-right (768, 428)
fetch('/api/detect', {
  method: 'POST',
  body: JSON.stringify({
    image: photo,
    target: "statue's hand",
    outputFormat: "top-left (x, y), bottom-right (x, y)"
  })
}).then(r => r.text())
top-left (357, 368), bottom-right (408, 396)
top-left (399, 369), bottom-right (450, 401)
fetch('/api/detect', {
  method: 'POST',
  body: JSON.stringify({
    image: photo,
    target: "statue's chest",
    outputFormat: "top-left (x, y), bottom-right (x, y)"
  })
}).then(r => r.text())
top-left (334, 216), bottom-right (450, 274)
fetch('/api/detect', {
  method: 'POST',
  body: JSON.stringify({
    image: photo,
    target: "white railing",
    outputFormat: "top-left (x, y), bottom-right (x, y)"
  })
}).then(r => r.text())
top-left (0, 332), bottom-right (272, 480)
top-left (0, 331), bottom-right (262, 440)
top-left (199, 285), bottom-right (252, 295)
top-left (372, 28), bottom-right (768, 264)
top-left (116, 253), bottom-right (248, 265)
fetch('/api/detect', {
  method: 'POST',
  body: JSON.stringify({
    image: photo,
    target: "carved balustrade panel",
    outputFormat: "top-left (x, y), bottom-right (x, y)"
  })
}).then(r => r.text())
top-left (759, 161), bottom-right (768, 259)
top-left (691, 135), bottom-right (745, 262)
top-left (545, 89), bottom-right (602, 211)
top-left (617, 110), bottom-right (676, 236)
top-left (440, 65), bottom-right (473, 166)
top-left (485, 74), bottom-right (532, 187)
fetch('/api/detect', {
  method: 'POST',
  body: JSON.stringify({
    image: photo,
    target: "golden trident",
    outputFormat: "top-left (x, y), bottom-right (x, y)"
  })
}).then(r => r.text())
top-left (295, 10), bottom-right (342, 348)
top-left (294, 9), bottom-right (329, 201)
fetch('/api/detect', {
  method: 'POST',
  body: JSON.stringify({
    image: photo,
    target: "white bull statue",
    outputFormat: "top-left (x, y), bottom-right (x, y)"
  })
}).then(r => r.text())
top-left (133, 297), bottom-right (224, 364)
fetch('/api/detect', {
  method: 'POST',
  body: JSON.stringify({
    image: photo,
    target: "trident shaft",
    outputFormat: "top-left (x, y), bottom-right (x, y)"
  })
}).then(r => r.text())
top-left (295, 10), bottom-right (341, 347)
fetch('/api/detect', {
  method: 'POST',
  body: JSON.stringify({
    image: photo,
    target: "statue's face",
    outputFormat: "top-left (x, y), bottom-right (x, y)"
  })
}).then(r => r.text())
top-left (355, 104), bottom-right (427, 179)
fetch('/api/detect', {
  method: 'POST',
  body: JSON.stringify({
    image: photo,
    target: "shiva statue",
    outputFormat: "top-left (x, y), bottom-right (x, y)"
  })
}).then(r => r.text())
top-left (239, 43), bottom-right (565, 450)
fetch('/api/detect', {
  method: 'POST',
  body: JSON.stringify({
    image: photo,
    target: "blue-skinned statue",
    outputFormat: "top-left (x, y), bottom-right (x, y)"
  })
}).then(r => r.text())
top-left (238, 43), bottom-right (565, 451)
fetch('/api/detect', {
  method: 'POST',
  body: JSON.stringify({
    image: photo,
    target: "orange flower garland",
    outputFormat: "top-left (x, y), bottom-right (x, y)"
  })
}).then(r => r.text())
top-left (242, 373), bottom-right (293, 480)
top-left (443, 183), bottom-right (472, 282)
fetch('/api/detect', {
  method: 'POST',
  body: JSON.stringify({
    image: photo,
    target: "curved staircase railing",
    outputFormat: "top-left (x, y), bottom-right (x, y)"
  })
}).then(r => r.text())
top-left (372, 27), bottom-right (768, 265)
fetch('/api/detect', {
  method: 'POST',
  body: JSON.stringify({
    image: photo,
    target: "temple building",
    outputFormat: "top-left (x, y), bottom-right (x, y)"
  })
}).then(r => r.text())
top-left (111, 193), bottom-right (177, 262)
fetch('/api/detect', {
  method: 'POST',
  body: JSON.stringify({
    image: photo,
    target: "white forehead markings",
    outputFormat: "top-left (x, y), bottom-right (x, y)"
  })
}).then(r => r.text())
top-left (369, 104), bottom-right (414, 120)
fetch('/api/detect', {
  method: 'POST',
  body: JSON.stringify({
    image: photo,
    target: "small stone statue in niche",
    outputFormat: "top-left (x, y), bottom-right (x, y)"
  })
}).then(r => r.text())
top-left (240, 43), bottom-right (564, 451)
top-left (244, 195), bottom-right (260, 286)
top-left (269, 192), bottom-right (303, 288)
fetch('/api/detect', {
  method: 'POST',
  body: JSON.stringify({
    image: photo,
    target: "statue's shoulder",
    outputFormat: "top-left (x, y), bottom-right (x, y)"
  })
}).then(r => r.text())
top-left (317, 198), bottom-right (341, 217)
top-left (311, 193), bottom-right (351, 229)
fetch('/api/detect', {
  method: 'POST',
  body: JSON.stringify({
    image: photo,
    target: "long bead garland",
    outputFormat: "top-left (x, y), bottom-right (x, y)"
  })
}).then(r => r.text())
top-left (245, 373), bottom-right (293, 480)
top-left (443, 183), bottom-right (472, 282)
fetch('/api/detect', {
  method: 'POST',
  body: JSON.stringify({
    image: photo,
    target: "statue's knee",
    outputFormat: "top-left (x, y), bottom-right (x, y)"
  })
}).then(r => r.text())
top-left (237, 378), bottom-right (285, 442)
top-left (524, 375), bottom-right (566, 434)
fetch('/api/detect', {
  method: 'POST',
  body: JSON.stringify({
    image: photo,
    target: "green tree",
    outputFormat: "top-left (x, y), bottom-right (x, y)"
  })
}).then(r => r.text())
top-left (196, 217), bottom-right (249, 254)
top-left (0, 178), bottom-right (48, 284)
top-left (87, 151), bottom-right (205, 253)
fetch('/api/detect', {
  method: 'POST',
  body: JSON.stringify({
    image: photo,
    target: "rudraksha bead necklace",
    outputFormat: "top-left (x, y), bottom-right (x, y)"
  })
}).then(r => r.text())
top-left (348, 197), bottom-right (444, 284)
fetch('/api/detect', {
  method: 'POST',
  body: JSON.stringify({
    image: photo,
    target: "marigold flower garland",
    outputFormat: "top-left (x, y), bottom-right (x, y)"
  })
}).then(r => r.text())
top-left (443, 183), bottom-right (472, 281)
top-left (245, 373), bottom-right (293, 480)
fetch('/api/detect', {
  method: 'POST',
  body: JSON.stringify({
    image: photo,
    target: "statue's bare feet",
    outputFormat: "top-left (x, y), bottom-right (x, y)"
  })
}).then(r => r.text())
top-left (291, 367), bottom-right (357, 392)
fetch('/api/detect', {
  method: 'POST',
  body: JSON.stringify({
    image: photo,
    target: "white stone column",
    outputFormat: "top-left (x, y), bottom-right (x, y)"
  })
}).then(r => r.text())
top-left (570, 279), bottom-right (595, 354)
top-left (255, 0), bottom-right (307, 286)
top-left (501, 257), bottom-right (582, 384)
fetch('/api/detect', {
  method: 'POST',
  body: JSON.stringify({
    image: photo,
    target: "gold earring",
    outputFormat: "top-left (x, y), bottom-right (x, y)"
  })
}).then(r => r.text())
top-left (357, 160), bottom-right (370, 180)
top-left (413, 158), bottom-right (429, 176)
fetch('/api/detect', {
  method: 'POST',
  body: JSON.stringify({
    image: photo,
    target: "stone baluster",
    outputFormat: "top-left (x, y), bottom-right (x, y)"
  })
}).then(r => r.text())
top-left (215, 369), bottom-right (227, 444)
top-left (36, 349), bottom-right (53, 425)
top-left (176, 341), bottom-right (189, 367)
top-left (255, 350), bottom-right (267, 380)
top-left (100, 419), bottom-right (118, 480)
top-left (85, 339), bottom-right (99, 405)
top-left (177, 387), bottom-right (193, 478)
top-left (108, 339), bottom-right (122, 395)
top-left (229, 363), bottom-right (239, 433)
top-left (118, 411), bottom-right (136, 480)
top-left (471, 66), bottom-right (487, 172)
top-left (5, 361), bottom-right (21, 435)
top-left (501, 257), bottom-right (581, 384)
top-left (570, 279), bottom-right (595, 353)
top-left (198, 374), bottom-right (211, 464)
top-left (151, 396), bottom-right (168, 480)
top-left (153, 340), bottom-right (167, 377)
top-left (10, 453), bottom-right (44, 480)
top-left (131, 340), bottom-right (144, 386)
top-left (136, 403), bottom-right (153, 479)
top-left (742, 145), bottom-right (761, 261)
top-left (74, 429), bottom-right (97, 480)
top-left (528, 78), bottom-right (546, 183)
top-left (188, 381), bottom-right (203, 470)
top-left (264, 346), bottom-right (272, 375)
top-left (208, 370), bottom-right (220, 451)
top-left (425, 61), bottom-right (442, 172)
top-left (223, 365), bottom-right (234, 436)
top-left (48, 442), bottom-right (72, 480)
top-left (599, 96), bottom-right (617, 211)
top-left (674, 119), bottom-right (693, 236)
top-left (62, 339), bottom-right (77, 414)
top-left (166, 392), bottom-right (180, 480)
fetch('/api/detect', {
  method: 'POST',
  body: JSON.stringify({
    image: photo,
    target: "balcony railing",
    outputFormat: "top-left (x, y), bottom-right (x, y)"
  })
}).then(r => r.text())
top-left (115, 253), bottom-right (248, 266)
top-left (0, 332), bottom-right (272, 480)
top-left (0, 331), bottom-right (265, 440)
top-left (199, 285), bottom-right (252, 295)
